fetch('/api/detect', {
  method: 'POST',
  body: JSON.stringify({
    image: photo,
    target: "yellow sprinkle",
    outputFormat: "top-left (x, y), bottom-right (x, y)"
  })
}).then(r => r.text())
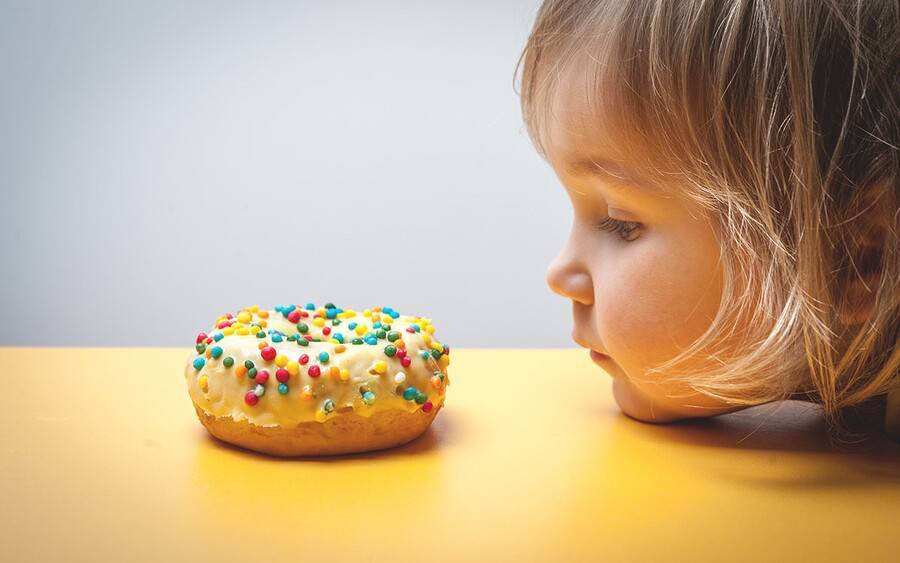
top-left (422, 333), bottom-right (432, 346)
top-left (222, 327), bottom-right (235, 336)
top-left (334, 344), bottom-right (346, 353)
top-left (354, 324), bottom-right (367, 336)
top-left (363, 309), bottom-right (372, 317)
top-left (236, 311), bottom-right (252, 324)
top-left (312, 317), bottom-right (325, 328)
top-left (314, 410), bottom-right (327, 422)
top-left (286, 361), bottom-right (299, 376)
top-left (430, 341), bottom-right (444, 353)
top-left (425, 324), bottom-right (435, 334)
top-left (371, 361), bottom-right (387, 375)
top-left (249, 305), bottom-right (259, 313)
top-left (198, 375), bottom-right (209, 392)
top-left (339, 368), bottom-right (350, 381)
top-left (275, 354), bottom-right (288, 368)
top-left (439, 355), bottom-right (450, 368)
top-left (236, 327), bottom-right (249, 336)
top-left (258, 310), bottom-right (269, 319)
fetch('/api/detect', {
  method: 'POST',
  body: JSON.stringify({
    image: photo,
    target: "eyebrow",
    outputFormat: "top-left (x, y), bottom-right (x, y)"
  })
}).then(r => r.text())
top-left (565, 156), bottom-right (650, 190)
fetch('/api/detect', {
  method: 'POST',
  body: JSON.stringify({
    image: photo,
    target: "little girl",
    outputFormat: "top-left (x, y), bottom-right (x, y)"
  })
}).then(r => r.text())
top-left (518, 0), bottom-right (898, 437)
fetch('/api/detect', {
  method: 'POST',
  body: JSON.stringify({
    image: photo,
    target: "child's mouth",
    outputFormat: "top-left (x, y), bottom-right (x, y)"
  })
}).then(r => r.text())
top-left (590, 350), bottom-right (611, 364)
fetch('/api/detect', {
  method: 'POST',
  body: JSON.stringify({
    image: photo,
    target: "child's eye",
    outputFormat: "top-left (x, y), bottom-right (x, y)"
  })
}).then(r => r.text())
top-left (595, 217), bottom-right (641, 241)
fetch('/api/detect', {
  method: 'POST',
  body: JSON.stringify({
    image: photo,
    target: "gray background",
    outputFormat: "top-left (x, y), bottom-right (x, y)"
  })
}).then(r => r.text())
top-left (0, 0), bottom-right (574, 348)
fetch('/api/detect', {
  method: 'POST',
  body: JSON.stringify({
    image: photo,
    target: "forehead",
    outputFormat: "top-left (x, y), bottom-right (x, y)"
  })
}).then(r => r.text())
top-left (542, 68), bottom-right (656, 192)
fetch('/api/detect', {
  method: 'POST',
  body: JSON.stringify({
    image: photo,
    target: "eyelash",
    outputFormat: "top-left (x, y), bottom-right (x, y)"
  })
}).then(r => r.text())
top-left (595, 217), bottom-right (641, 241)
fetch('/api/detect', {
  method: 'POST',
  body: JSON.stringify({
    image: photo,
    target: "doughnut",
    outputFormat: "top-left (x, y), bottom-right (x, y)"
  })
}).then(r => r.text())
top-left (184, 303), bottom-right (450, 456)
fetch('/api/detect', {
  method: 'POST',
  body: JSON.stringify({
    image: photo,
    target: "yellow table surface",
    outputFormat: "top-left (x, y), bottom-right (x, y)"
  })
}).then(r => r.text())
top-left (1, 347), bottom-right (898, 562)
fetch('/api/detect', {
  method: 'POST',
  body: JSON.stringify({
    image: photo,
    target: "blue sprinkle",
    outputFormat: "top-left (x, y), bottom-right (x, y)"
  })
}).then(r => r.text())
top-left (272, 334), bottom-right (283, 343)
top-left (192, 357), bottom-right (206, 370)
top-left (373, 321), bottom-right (382, 329)
top-left (420, 350), bottom-right (430, 360)
top-left (410, 324), bottom-right (421, 332)
top-left (326, 308), bottom-right (337, 319)
top-left (348, 322), bottom-right (357, 330)
top-left (213, 332), bottom-right (224, 342)
top-left (389, 310), bottom-right (399, 319)
top-left (305, 302), bottom-right (316, 310)
top-left (278, 383), bottom-right (289, 395)
top-left (333, 333), bottom-right (345, 343)
top-left (364, 335), bottom-right (378, 345)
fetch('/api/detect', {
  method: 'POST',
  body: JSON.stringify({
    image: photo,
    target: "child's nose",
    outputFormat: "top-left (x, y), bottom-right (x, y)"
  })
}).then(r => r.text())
top-left (546, 249), bottom-right (593, 306)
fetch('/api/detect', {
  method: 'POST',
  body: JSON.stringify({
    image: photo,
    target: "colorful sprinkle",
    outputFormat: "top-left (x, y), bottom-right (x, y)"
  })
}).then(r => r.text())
top-left (384, 344), bottom-right (397, 357)
top-left (308, 365), bottom-right (321, 378)
top-left (276, 368), bottom-right (290, 383)
top-left (402, 387), bottom-right (417, 401)
top-left (422, 401), bottom-right (434, 413)
top-left (198, 375), bottom-right (209, 392)
top-left (244, 391), bottom-right (259, 406)
top-left (192, 357), bottom-right (205, 370)
top-left (362, 391), bottom-right (376, 405)
top-left (278, 383), bottom-right (289, 395)
top-left (210, 346), bottom-right (223, 359)
top-left (318, 351), bottom-right (330, 363)
top-left (223, 356), bottom-right (235, 368)
top-left (261, 346), bottom-right (277, 361)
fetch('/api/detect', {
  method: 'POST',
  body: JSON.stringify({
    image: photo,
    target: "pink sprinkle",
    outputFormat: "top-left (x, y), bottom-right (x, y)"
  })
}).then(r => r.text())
top-left (275, 368), bottom-right (289, 383)
top-left (400, 356), bottom-right (411, 367)
top-left (422, 401), bottom-right (433, 413)
top-left (261, 346), bottom-right (277, 361)
top-left (287, 310), bottom-right (301, 323)
top-left (244, 391), bottom-right (259, 406)
top-left (322, 326), bottom-right (332, 336)
top-left (254, 369), bottom-right (269, 384)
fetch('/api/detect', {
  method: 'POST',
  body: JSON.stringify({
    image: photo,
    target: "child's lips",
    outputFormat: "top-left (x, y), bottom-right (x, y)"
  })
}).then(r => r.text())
top-left (590, 349), bottom-right (611, 364)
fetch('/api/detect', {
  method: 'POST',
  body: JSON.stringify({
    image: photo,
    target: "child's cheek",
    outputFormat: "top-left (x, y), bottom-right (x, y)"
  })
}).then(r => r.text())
top-left (595, 237), bottom-right (723, 377)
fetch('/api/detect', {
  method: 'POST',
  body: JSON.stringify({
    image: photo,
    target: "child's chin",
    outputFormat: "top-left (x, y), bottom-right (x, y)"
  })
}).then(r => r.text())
top-left (611, 378), bottom-right (694, 423)
top-left (611, 377), bottom-right (742, 423)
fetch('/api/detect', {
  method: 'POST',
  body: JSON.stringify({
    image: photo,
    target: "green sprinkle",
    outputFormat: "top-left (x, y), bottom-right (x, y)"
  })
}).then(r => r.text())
top-left (414, 391), bottom-right (427, 405)
top-left (376, 329), bottom-right (387, 339)
top-left (387, 331), bottom-right (400, 342)
top-left (195, 343), bottom-right (206, 353)
top-left (297, 323), bottom-right (309, 334)
top-left (384, 344), bottom-right (397, 357)
top-left (223, 356), bottom-right (234, 368)
top-left (248, 367), bottom-right (257, 379)
top-left (244, 359), bottom-right (255, 369)
top-left (256, 331), bottom-right (266, 338)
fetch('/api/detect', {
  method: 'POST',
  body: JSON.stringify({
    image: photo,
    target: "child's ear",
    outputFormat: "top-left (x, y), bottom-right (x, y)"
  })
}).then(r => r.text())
top-left (836, 179), bottom-right (893, 326)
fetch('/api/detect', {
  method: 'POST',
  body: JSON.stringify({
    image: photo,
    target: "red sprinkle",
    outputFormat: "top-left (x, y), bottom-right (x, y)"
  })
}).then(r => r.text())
top-left (287, 310), bottom-right (301, 323)
top-left (299, 354), bottom-right (310, 365)
top-left (244, 391), bottom-right (259, 406)
top-left (406, 328), bottom-right (415, 333)
top-left (308, 365), bottom-right (321, 378)
top-left (322, 326), bottom-right (332, 336)
top-left (422, 401), bottom-right (433, 413)
top-left (400, 356), bottom-right (411, 367)
top-left (396, 349), bottom-right (407, 358)
top-left (261, 346), bottom-right (277, 361)
top-left (254, 369), bottom-right (270, 384)
top-left (275, 368), bottom-right (290, 383)
top-left (196, 332), bottom-right (208, 344)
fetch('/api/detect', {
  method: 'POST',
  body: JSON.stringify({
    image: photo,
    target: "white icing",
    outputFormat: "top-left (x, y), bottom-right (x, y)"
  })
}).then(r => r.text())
top-left (185, 306), bottom-right (449, 427)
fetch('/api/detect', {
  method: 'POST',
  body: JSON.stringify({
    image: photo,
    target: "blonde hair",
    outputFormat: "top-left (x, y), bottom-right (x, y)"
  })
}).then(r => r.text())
top-left (517, 0), bottom-right (899, 431)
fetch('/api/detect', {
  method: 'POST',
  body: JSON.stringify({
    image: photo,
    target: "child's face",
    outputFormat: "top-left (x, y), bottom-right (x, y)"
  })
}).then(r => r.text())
top-left (544, 70), bottom-right (740, 421)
